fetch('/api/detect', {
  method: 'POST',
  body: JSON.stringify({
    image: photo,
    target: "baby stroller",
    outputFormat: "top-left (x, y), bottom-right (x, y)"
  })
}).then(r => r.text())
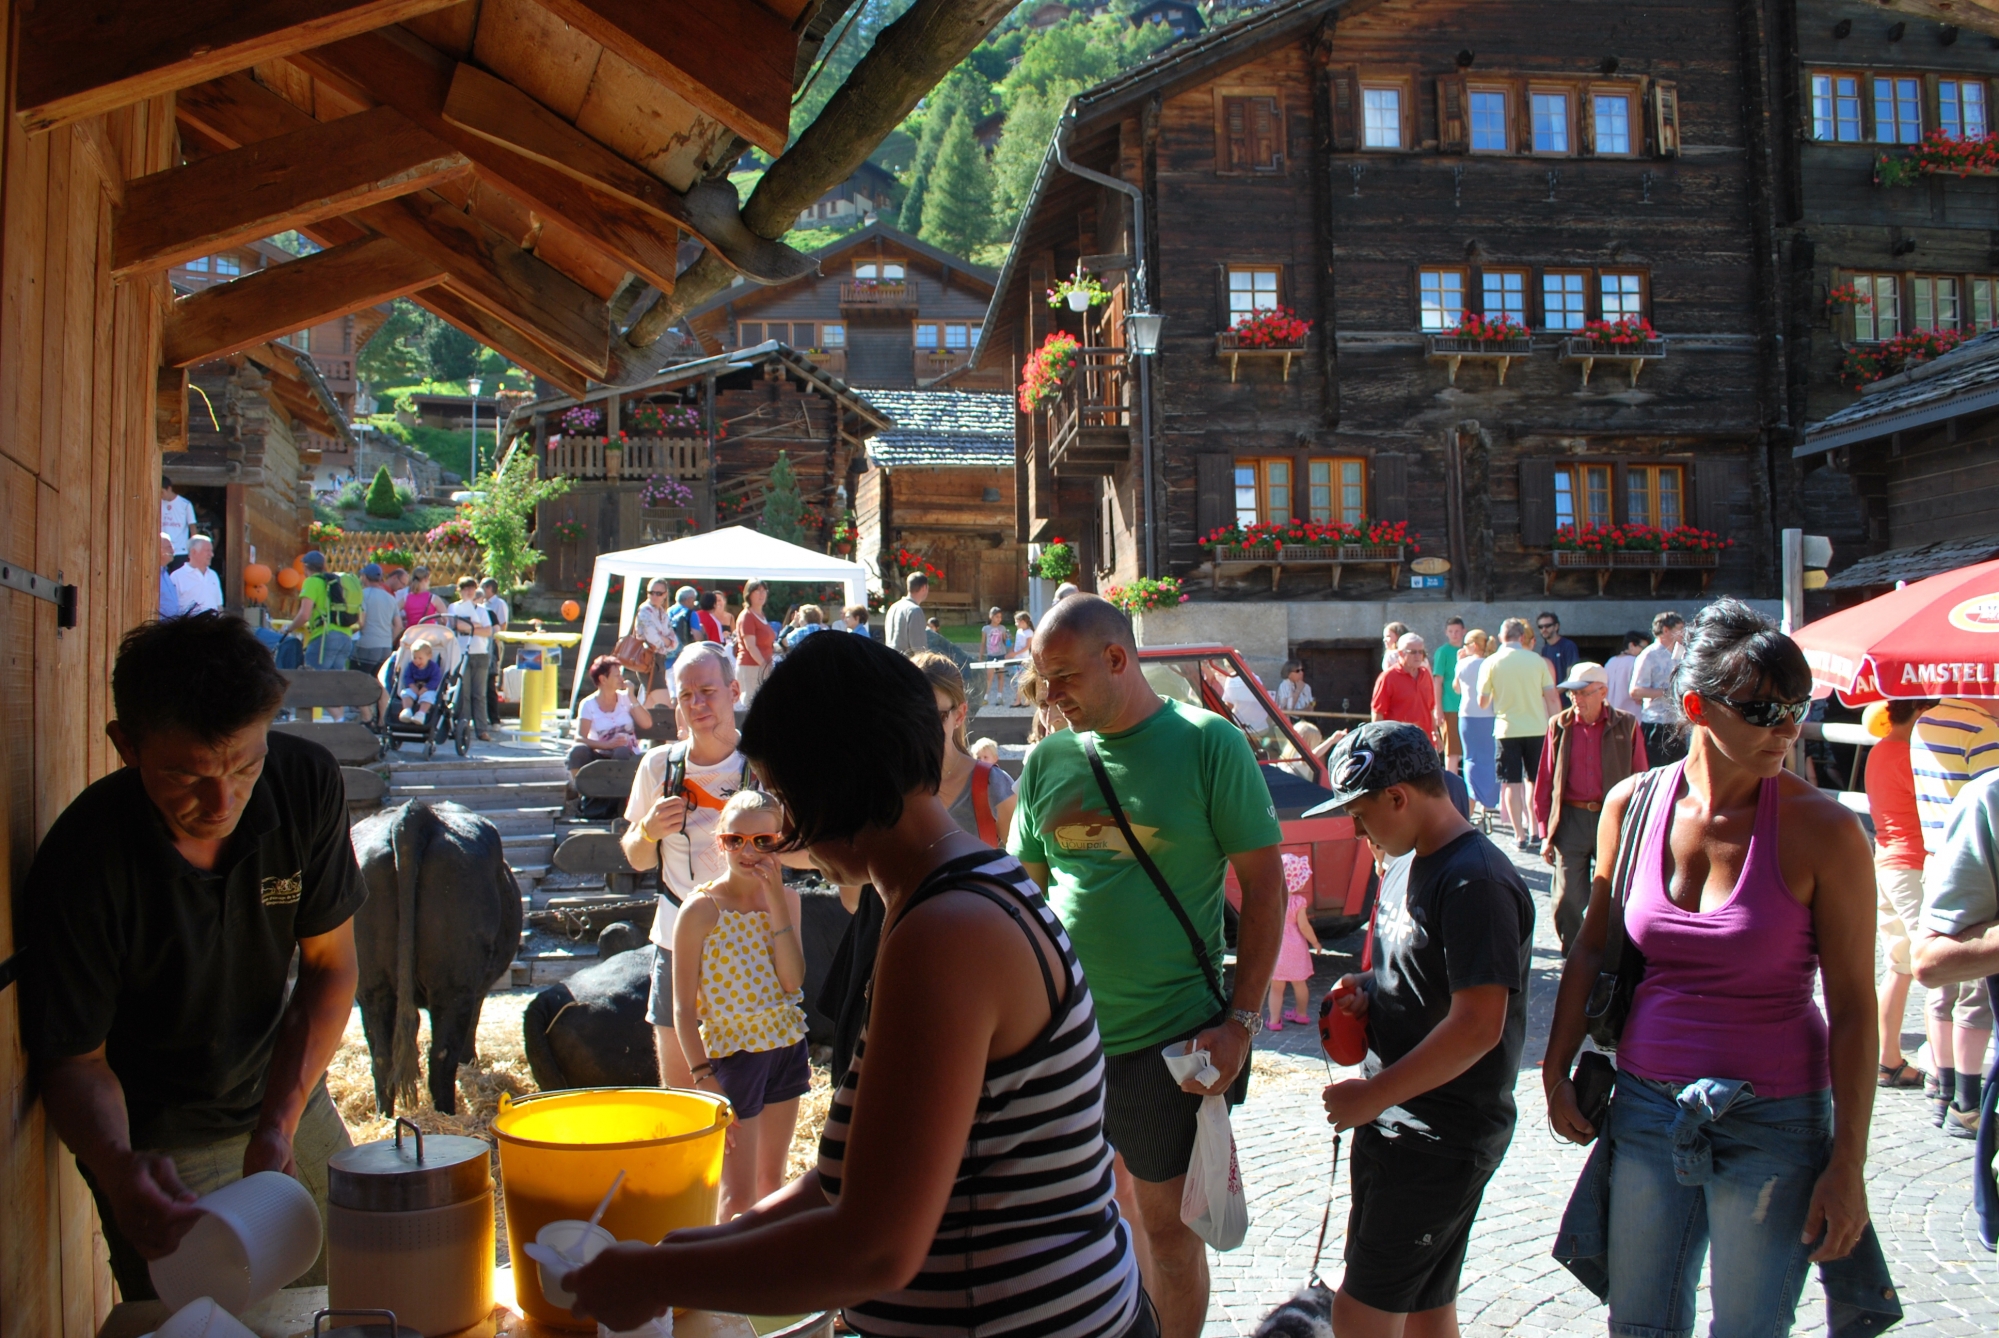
top-left (374, 620), bottom-right (471, 758)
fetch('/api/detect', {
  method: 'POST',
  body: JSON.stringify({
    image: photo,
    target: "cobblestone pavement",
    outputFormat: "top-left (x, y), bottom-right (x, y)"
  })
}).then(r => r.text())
top-left (1208, 839), bottom-right (1998, 1335)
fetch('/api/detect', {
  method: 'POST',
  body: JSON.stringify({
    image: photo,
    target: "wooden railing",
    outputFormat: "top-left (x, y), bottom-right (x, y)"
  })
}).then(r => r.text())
top-left (320, 533), bottom-right (484, 584)
top-left (543, 434), bottom-right (709, 480)
top-left (1046, 346), bottom-right (1132, 475)
top-left (839, 280), bottom-right (919, 308)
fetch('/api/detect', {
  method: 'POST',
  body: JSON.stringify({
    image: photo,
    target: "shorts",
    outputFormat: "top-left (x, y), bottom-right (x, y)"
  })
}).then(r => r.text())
top-left (1876, 864), bottom-right (1925, 975)
top-left (351, 645), bottom-right (392, 675)
top-left (711, 1038), bottom-right (811, 1120)
top-left (1341, 1125), bottom-right (1499, 1315)
top-left (645, 943), bottom-right (675, 1027)
top-left (1496, 734), bottom-right (1543, 784)
top-left (1102, 1011), bottom-right (1250, 1184)
top-left (1927, 976), bottom-right (1993, 1031)
top-left (1439, 710), bottom-right (1462, 759)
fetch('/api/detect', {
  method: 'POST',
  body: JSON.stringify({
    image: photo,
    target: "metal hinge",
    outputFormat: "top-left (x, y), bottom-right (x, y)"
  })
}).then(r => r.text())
top-left (0, 561), bottom-right (77, 628)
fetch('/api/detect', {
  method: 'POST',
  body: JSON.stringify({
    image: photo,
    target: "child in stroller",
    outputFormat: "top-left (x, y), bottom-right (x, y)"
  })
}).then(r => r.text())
top-left (396, 641), bottom-right (444, 726)
top-left (375, 620), bottom-right (468, 755)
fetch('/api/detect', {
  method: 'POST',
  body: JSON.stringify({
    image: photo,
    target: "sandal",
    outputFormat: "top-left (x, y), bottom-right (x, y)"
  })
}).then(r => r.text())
top-left (1878, 1060), bottom-right (1924, 1088)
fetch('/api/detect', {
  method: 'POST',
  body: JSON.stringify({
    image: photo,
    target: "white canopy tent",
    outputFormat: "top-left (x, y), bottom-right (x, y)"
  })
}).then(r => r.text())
top-left (570, 527), bottom-right (871, 705)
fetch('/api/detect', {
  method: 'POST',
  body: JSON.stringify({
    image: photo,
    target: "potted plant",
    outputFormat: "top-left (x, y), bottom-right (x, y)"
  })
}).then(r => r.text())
top-left (624, 401), bottom-right (700, 435)
top-left (551, 520), bottom-right (587, 545)
top-left (558, 404), bottom-right (603, 435)
top-left (638, 474), bottom-right (694, 509)
top-left (306, 519), bottom-right (344, 545)
top-left (1576, 315), bottom-right (1659, 349)
top-left (1841, 326), bottom-right (1967, 387)
top-left (1824, 282), bottom-right (1871, 316)
top-left (1018, 332), bottom-right (1082, 413)
top-left (1438, 312), bottom-right (1532, 348)
top-left (1222, 306), bottom-right (1313, 350)
top-left (365, 545), bottom-right (414, 573)
top-left (1105, 576), bottom-right (1188, 614)
top-left (829, 510), bottom-right (858, 558)
top-left (1029, 536), bottom-right (1078, 583)
top-left (1046, 272), bottom-right (1108, 312)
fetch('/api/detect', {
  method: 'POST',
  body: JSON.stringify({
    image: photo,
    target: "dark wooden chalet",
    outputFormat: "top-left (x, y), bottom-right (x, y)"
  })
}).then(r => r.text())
top-left (979, 0), bottom-right (1785, 675)
top-left (685, 222), bottom-right (1009, 391)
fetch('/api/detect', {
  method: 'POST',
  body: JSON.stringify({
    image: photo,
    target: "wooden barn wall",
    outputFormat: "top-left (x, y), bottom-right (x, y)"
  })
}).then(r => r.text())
top-left (867, 465), bottom-right (1024, 615)
top-left (0, 23), bottom-right (176, 1332)
top-left (1108, 0), bottom-right (1777, 600)
top-left (713, 375), bottom-right (843, 510)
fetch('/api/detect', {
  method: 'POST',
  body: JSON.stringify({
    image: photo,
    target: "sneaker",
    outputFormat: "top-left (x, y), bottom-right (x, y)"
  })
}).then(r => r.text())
top-left (1946, 1102), bottom-right (1981, 1139)
top-left (1932, 1096), bottom-right (1949, 1128)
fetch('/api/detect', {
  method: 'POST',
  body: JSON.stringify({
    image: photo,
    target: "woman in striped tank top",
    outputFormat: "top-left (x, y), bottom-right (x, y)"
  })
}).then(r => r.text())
top-left (565, 631), bottom-right (1150, 1338)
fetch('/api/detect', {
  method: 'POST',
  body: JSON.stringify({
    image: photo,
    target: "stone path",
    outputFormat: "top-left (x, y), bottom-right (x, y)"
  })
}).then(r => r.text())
top-left (1209, 841), bottom-right (1998, 1335)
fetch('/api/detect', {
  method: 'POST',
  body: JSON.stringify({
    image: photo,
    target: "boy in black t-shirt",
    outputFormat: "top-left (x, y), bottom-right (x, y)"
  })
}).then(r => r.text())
top-left (1310, 721), bottom-right (1534, 1335)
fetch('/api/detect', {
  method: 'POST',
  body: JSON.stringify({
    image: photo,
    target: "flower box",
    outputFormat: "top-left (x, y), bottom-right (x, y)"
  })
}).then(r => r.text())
top-left (1559, 335), bottom-right (1668, 387)
top-left (1546, 546), bottom-right (1719, 595)
top-left (1425, 335), bottom-right (1534, 386)
top-left (1211, 543), bottom-right (1407, 592)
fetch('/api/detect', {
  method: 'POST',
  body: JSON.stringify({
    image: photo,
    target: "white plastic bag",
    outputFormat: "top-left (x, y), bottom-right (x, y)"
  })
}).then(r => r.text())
top-left (1160, 1042), bottom-right (1249, 1251)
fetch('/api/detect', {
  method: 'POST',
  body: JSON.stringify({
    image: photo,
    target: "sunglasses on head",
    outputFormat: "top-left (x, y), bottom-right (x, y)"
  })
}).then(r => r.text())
top-left (718, 832), bottom-right (785, 852)
top-left (1707, 695), bottom-right (1811, 729)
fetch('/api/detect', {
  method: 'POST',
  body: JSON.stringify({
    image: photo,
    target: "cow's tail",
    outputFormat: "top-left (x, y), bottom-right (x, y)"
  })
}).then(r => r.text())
top-left (387, 801), bottom-right (425, 1113)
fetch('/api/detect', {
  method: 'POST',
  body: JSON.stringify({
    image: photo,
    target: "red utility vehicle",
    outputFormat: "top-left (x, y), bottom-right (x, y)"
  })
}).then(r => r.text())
top-left (1130, 644), bottom-right (1375, 933)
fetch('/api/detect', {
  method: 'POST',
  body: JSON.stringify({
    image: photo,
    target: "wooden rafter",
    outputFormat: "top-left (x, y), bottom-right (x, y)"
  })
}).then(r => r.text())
top-left (14, 0), bottom-right (464, 133)
top-left (534, 0), bottom-right (797, 157)
top-left (162, 233), bottom-right (447, 367)
top-left (115, 105), bottom-right (468, 277)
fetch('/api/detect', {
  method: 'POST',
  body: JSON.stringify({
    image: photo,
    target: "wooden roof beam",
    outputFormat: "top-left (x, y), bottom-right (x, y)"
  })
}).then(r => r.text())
top-left (14, 0), bottom-right (464, 133)
top-left (116, 105), bottom-right (469, 278)
top-left (534, 0), bottom-right (796, 157)
top-left (288, 32), bottom-right (691, 295)
top-left (163, 233), bottom-right (446, 367)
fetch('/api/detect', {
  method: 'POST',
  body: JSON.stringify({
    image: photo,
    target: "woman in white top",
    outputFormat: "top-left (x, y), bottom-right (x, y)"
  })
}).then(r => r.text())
top-left (1454, 628), bottom-right (1500, 812)
top-left (632, 579), bottom-right (679, 701)
top-left (569, 654), bottom-right (652, 774)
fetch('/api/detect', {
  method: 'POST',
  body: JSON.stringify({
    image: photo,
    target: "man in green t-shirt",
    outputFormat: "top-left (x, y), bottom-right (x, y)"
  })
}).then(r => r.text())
top-left (1432, 616), bottom-right (1466, 774)
top-left (1012, 595), bottom-right (1284, 1338)
top-left (284, 551), bottom-right (358, 671)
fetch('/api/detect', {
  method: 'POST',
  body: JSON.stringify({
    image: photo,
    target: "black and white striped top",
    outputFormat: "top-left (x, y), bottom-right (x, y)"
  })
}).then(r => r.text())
top-left (817, 850), bottom-right (1140, 1338)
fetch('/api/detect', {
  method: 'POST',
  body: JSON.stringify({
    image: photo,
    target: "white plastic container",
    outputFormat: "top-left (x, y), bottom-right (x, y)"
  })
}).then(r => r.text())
top-left (153, 1296), bottom-right (260, 1338)
top-left (148, 1172), bottom-right (323, 1314)
top-left (534, 1218), bottom-right (615, 1310)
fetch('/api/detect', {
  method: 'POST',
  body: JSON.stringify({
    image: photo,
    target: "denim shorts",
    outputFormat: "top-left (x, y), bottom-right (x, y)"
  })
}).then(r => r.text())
top-left (1606, 1070), bottom-right (1831, 1338)
top-left (711, 1038), bottom-right (811, 1120)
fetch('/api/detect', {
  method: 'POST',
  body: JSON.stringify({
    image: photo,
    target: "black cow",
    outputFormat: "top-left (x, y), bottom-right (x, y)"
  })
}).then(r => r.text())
top-left (351, 800), bottom-right (522, 1115)
top-left (521, 886), bottom-right (853, 1092)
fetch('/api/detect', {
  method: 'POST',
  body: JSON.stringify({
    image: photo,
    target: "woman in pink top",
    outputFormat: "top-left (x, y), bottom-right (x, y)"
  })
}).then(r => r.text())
top-left (1542, 600), bottom-right (1877, 1335)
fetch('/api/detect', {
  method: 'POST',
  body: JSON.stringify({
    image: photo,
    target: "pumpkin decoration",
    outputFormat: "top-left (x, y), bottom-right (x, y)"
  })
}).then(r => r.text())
top-left (243, 562), bottom-right (274, 588)
top-left (291, 553), bottom-right (307, 573)
top-left (276, 566), bottom-right (303, 590)
top-left (560, 600), bottom-right (581, 621)
top-left (245, 584), bottom-right (269, 604)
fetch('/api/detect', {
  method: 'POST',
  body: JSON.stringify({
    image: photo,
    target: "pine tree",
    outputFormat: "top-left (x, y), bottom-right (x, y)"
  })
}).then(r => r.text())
top-left (364, 464), bottom-right (403, 519)
top-left (919, 109), bottom-right (995, 259)
top-left (759, 451), bottom-right (806, 546)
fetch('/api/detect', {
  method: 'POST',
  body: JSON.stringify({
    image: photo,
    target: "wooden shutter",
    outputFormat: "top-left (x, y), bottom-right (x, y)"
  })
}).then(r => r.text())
top-left (1372, 453), bottom-right (1409, 522)
top-left (1578, 87), bottom-right (1595, 156)
top-left (1689, 457), bottom-right (1732, 532)
top-left (1330, 67), bottom-right (1359, 151)
top-left (1250, 97), bottom-right (1280, 169)
top-left (1196, 453), bottom-right (1234, 539)
top-left (1519, 459), bottom-right (1556, 548)
top-left (1223, 96), bottom-right (1250, 170)
top-left (1516, 81), bottom-right (1534, 154)
top-left (1651, 79), bottom-right (1680, 157)
top-left (1215, 262), bottom-right (1230, 332)
top-left (1437, 78), bottom-right (1467, 153)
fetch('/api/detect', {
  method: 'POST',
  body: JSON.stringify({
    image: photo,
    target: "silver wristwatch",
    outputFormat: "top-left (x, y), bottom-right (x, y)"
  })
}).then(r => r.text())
top-left (1229, 1007), bottom-right (1264, 1037)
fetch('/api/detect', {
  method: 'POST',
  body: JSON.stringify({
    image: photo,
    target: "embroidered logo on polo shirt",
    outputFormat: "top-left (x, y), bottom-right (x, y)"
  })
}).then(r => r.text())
top-left (260, 871), bottom-right (303, 906)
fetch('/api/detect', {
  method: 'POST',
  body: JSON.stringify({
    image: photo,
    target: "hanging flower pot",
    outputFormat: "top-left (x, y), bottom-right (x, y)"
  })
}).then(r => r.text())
top-left (1067, 289), bottom-right (1092, 312)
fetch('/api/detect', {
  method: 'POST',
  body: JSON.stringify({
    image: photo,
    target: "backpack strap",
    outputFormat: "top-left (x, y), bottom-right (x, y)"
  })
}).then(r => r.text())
top-left (972, 760), bottom-right (998, 847)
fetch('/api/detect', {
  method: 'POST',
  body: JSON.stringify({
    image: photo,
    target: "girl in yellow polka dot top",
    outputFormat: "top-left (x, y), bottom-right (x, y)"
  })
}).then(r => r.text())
top-left (670, 789), bottom-right (810, 1219)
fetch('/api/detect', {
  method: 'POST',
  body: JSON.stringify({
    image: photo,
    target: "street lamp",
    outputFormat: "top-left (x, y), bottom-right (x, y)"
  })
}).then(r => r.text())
top-left (1126, 310), bottom-right (1164, 356)
top-left (467, 376), bottom-right (483, 474)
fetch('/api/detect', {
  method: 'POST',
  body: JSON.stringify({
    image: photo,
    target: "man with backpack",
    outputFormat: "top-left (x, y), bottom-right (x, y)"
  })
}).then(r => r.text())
top-left (620, 644), bottom-right (753, 1092)
top-left (285, 551), bottom-right (359, 671)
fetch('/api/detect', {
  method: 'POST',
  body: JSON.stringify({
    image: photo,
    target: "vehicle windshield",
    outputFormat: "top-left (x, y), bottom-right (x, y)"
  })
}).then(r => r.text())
top-left (1141, 654), bottom-right (1311, 770)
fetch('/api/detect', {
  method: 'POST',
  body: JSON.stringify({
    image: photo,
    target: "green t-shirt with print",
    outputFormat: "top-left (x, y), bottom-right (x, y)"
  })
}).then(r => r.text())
top-left (1433, 642), bottom-right (1462, 712)
top-left (299, 573), bottom-right (357, 645)
top-left (1010, 697), bottom-right (1283, 1054)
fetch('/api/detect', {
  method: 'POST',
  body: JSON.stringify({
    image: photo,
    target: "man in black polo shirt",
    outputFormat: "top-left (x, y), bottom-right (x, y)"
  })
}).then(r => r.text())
top-left (18, 613), bottom-right (365, 1296)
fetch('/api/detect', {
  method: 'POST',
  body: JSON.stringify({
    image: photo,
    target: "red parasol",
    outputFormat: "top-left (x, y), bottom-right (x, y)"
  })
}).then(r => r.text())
top-left (1793, 558), bottom-right (1999, 704)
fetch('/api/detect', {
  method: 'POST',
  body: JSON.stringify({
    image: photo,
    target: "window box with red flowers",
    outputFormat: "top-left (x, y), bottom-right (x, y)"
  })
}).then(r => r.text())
top-left (1216, 307), bottom-right (1313, 381)
top-left (1876, 130), bottom-right (1999, 188)
top-left (1427, 313), bottom-right (1534, 385)
top-left (1199, 518), bottom-right (1418, 592)
top-left (1560, 316), bottom-right (1666, 386)
top-left (1840, 327), bottom-right (1966, 388)
top-left (1018, 332), bottom-right (1081, 414)
top-left (1545, 522), bottom-right (1730, 594)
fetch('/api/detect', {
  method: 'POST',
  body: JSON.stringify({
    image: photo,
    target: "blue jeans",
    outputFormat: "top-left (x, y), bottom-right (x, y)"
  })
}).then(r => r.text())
top-left (1606, 1071), bottom-right (1829, 1337)
top-left (301, 629), bottom-right (353, 670)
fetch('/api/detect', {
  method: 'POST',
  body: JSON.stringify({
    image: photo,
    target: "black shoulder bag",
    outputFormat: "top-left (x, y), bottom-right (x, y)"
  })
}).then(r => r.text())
top-left (1583, 765), bottom-right (1674, 1051)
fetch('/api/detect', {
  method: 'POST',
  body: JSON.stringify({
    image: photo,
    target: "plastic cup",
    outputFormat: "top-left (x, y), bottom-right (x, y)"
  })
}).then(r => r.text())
top-left (535, 1219), bottom-right (615, 1310)
top-left (1161, 1040), bottom-right (1220, 1088)
top-left (148, 1172), bottom-right (323, 1315)
top-left (153, 1296), bottom-right (260, 1338)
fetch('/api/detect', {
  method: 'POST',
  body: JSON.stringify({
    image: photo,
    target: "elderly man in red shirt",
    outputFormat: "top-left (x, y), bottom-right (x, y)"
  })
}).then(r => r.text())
top-left (1533, 661), bottom-right (1646, 953)
top-left (1371, 632), bottom-right (1440, 750)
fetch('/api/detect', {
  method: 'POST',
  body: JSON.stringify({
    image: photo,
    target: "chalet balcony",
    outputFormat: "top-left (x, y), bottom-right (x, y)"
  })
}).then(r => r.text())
top-left (1425, 334), bottom-right (1534, 386)
top-left (1543, 547), bottom-right (1719, 595)
top-left (1210, 544), bottom-right (1408, 593)
top-left (1560, 336), bottom-right (1668, 387)
top-left (804, 349), bottom-right (848, 377)
top-left (1046, 346), bottom-right (1132, 476)
top-left (543, 434), bottom-right (709, 481)
top-left (839, 279), bottom-right (920, 312)
top-left (916, 347), bottom-right (973, 383)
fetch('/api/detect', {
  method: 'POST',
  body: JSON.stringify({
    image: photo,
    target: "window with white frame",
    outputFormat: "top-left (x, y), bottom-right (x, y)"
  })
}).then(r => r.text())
top-left (1874, 76), bottom-right (1922, 143)
top-left (1418, 268), bottom-right (1465, 330)
top-left (1228, 266), bottom-right (1281, 322)
top-left (1362, 86), bottom-right (1403, 149)
top-left (1811, 73), bottom-right (1864, 142)
top-left (1531, 91), bottom-right (1570, 153)
top-left (1974, 279), bottom-right (1999, 331)
top-left (1469, 90), bottom-right (1508, 152)
top-left (1543, 272), bottom-right (1587, 331)
top-left (1941, 79), bottom-right (1989, 140)
top-left (1593, 92), bottom-right (1634, 154)
top-left (1482, 270), bottom-right (1526, 323)
top-left (1912, 276), bottom-right (1961, 332)
top-left (1851, 273), bottom-right (1902, 341)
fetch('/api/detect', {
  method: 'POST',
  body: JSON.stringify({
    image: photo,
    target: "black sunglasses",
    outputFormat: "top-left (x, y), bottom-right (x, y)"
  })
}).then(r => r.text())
top-left (1707, 695), bottom-right (1811, 729)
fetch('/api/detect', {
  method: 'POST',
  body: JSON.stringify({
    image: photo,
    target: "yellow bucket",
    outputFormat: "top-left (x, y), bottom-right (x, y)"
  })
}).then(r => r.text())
top-left (492, 1088), bottom-right (733, 1328)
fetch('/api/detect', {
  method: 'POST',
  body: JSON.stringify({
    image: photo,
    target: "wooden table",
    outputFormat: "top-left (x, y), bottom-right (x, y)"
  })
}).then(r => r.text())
top-left (98, 1270), bottom-right (831, 1338)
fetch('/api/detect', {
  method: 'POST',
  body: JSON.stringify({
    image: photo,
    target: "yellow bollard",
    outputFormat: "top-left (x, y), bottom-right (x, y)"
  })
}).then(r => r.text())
top-left (517, 652), bottom-right (551, 741)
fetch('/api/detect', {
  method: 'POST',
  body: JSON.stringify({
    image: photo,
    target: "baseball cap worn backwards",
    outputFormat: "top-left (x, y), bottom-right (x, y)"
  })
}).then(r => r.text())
top-left (1306, 721), bottom-right (1442, 814)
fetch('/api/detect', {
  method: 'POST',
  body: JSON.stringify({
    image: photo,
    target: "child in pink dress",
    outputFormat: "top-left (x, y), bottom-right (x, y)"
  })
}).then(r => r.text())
top-left (1266, 851), bottom-right (1323, 1030)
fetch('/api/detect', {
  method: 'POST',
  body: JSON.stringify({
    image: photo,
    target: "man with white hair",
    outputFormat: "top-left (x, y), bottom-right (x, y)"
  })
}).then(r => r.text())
top-left (1372, 632), bottom-right (1440, 749)
top-left (620, 642), bottom-right (751, 1091)
top-left (157, 535), bottom-right (179, 618)
top-left (168, 535), bottom-right (223, 616)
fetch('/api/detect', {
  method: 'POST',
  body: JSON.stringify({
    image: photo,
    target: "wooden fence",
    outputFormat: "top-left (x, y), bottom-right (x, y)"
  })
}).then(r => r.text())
top-left (320, 533), bottom-right (485, 584)
top-left (543, 434), bottom-right (708, 481)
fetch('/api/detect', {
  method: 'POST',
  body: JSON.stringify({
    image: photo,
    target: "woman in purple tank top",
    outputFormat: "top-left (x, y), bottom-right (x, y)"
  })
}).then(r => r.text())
top-left (1541, 600), bottom-right (1879, 1336)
